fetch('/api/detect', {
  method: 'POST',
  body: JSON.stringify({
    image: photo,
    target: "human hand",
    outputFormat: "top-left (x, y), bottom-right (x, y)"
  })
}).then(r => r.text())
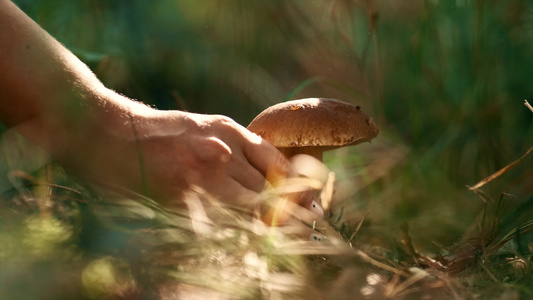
top-left (60, 103), bottom-right (324, 225)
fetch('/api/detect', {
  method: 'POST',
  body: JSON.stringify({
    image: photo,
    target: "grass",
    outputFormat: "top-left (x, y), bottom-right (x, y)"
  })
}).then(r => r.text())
top-left (0, 142), bottom-right (531, 299)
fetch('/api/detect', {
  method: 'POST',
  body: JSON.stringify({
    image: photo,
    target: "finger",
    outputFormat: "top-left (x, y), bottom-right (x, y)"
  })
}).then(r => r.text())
top-left (281, 217), bottom-right (327, 242)
top-left (184, 158), bottom-right (262, 212)
top-left (228, 152), bottom-right (267, 193)
top-left (261, 192), bottom-right (324, 226)
top-left (303, 196), bottom-right (325, 220)
top-left (240, 134), bottom-right (324, 216)
top-left (241, 132), bottom-right (296, 183)
top-left (239, 131), bottom-right (325, 220)
top-left (207, 177), bottom-right (263, 211)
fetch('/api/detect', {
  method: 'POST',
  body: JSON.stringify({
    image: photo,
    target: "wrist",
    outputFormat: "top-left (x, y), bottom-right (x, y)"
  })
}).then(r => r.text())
top-left (93, 89), bottom-right (157, 140)
top-left (48, 89), bottom-right (156, 187)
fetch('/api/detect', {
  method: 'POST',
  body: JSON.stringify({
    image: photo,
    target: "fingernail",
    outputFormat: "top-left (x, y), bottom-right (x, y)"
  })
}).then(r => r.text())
top-left (309, 200), bottom-right (324, 219)
top-left (310, 233), bottom-right (326, 242)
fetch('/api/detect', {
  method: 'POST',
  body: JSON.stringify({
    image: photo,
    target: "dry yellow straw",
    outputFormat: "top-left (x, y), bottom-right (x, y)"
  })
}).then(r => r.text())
top-left (525, 100), bottom-right (533, 113)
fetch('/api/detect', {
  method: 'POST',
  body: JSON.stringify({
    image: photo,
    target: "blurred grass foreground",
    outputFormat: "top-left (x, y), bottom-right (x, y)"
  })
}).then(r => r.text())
top-left (1, 0), bottom-right (533, 299)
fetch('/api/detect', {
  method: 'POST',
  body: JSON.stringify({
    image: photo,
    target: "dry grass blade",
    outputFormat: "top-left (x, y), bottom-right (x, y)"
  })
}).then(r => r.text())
top-left (525, 100), bottom-right (533, 113)
top-left (468, 146), bottom-right (533, 191)
top-left (355, 249), bottom-right (410, 277)
top-left (319, 171), bottom-right (335, 212)
top-left (347, 212), bottom-right (366, 245)
top-left (268, 177), bottom-right (324, 195)
top-left (383, 268), bottom-right (430, 298)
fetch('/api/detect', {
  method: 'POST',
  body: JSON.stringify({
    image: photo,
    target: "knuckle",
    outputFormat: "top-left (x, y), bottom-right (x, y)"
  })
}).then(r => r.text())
top-left (212, 114), bottom-right (235, 127)
top-left (274, 152), bottom-right (291, 175)
top-left (198, 137), bottom-right (232, 164)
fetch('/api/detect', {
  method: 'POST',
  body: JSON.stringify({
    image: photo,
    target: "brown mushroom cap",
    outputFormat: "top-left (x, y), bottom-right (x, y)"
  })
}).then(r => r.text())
top-left (247, 98), bottom-right (378, 151)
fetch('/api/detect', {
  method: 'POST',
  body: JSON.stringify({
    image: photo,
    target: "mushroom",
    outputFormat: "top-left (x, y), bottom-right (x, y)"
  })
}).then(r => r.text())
top-left (248, 98), bottom-right (378, 228)
top-left (247, 98), bottom-right (379, 161)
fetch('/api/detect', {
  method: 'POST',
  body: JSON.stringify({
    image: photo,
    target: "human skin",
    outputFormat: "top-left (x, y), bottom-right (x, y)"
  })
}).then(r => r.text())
top-left (0, 0), bottom-right (324, 225)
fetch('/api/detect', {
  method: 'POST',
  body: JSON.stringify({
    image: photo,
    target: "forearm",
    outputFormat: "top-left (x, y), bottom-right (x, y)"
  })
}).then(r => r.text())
top-left (0, 0), bottom-right (103, 122)
top-left (0, 0), bottom-right (151, 156)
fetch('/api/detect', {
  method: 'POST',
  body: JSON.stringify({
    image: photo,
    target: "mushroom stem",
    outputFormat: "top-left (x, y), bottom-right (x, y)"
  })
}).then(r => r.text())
top-left (279, 147), bottom-right (323, 162)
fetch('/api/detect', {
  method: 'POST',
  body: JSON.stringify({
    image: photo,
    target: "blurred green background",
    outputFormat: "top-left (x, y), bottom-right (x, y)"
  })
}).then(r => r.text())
top-left (1, 0), bottom-right (533, 298)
